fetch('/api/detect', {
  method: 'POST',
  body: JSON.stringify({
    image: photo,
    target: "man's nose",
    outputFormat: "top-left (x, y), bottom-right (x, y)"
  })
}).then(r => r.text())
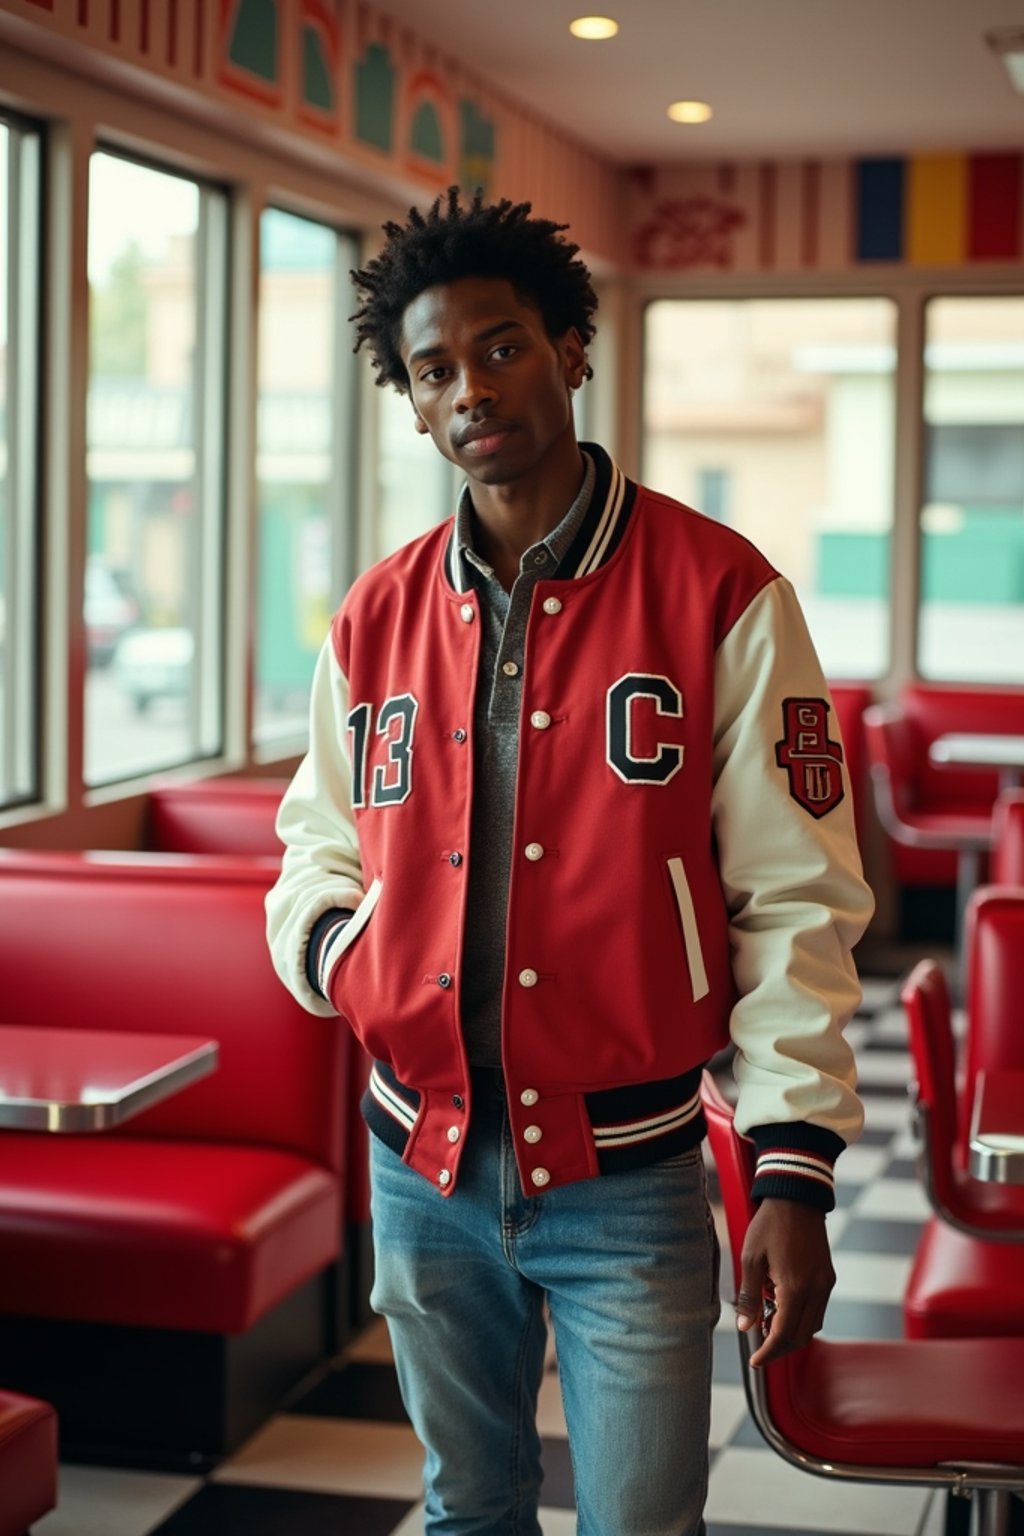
top-left (454, 365), bottom-right (497, 413)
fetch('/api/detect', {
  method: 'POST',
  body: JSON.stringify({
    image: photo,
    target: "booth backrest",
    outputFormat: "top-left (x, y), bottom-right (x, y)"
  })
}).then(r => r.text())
top-left (901, 684), bottom-right (1024, 813)
top-left (993, 790), bottom-right (1024, 886)
top-left (963, 886), bottom-right (1024, 1139)
top-left (0, 851), bottom-right (342, 1172)
top-left (147, 779), bottom-right (288, 857)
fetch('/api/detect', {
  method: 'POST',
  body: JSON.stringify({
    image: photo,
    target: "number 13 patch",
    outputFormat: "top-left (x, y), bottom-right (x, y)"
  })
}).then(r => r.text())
top-left (774, 698), bottom-right (845, 818)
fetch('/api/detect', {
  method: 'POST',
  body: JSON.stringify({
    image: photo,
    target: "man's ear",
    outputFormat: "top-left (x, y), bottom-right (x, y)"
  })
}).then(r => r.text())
top-left (413, 412), bottom-right (430, 435)
top-left (562, 327), bottom-right (587, 390)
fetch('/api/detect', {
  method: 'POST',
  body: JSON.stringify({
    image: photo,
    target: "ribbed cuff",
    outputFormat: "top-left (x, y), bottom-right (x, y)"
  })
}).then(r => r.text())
top-left (748, 1122), bottom-right (846, 1212)
top-left (306, 908), bottom-right (355, 999)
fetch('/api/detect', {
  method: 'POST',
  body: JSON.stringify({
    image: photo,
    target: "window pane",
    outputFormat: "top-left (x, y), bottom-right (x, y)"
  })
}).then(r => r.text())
top-left (918, 296), bottom-right (1024, 682)
top-left (643, 298), bottom-right (897, 679)
top-left (254, 208), bottom-right (356, 746)
top-left (0, 119), bottom-right (42, 809)
top-left (85, 152), bottom-right (226, 784)
top-left (376, 384), bottom-right (454, 560)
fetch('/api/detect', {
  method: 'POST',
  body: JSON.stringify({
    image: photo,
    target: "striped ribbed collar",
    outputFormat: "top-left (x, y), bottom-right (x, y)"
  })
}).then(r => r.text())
top-left (443, 442), bottom-right (637, 595)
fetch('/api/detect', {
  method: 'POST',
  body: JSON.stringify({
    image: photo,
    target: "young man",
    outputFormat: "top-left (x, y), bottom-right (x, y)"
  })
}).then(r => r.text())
top-left (266, 188), bottom-right (873, 1536)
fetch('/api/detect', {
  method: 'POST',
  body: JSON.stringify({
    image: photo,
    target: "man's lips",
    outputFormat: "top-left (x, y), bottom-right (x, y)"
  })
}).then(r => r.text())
top-left (456, 420), bottom-right (517, 455)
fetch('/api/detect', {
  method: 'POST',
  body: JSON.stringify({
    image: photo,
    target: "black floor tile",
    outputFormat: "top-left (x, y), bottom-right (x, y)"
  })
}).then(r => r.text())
top-left (883, 1156), bottom-right (920, 1181)
top-left (290, 1361), bottom-right (409, 1424)
top-left (712, 1335), bottom-right (744, 1385)
top-left (539, 1435), bottom-right (576, 1509)
top-left (149, 1483), bottom-right (416, 1536)
top-left (855, 1125), bottom-right (901, 1146)
top-left (834, 1216), bottom-right (924, 1255)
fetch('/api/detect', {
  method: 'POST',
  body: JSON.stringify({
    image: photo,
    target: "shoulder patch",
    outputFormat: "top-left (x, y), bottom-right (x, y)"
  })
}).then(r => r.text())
top-left (774, 698), bottom-right (845, 818)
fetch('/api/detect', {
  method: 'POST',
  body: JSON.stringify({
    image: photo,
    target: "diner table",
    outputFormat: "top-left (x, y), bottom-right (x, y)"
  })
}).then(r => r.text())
top-left (969, 1068), bottom-right (1024, 1185)
top-left (0, 1024), bottom-right (218, 1132)
top-left (929, 733), bottom-right (1024, 792)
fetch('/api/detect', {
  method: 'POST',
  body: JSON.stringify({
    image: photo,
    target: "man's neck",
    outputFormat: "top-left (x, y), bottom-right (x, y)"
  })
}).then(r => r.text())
top-left (468, 441), bottom-right (585, 592)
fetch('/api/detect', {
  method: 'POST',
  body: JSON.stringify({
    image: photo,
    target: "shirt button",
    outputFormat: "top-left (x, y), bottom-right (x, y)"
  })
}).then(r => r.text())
top-left (532, 550), bottom-right (549, 567)
top-left (531, 1167), bottom-right (551, 1187)
top-left (449, 851), bottom-right (463, 867)
top-left (460, 603), bottom-right (475, 623)
top-left (439, 1168), bottom-right (452, 1187)
top-left (542, 597), bottom-right (563, 615)
top-left (518, 968), bottom-right (539, 988)
top-left (447, 1126), bottom-right (461, 1144)
top-left (523, 1124), bottom-right (543, 1144)
top-left (438, 973), bottom-right (453, 989)
top-left (524, 842), bottom-right (545, 861)
top-left (531, 710), bottom-right (552, 730)
top-left (451, 1094), bottom-right (465, 1109)
top-left (452, 729), bottom-right (467, 744)
top-left (502, 661), bottom-right (520, 677)
top-left (520, 1088), bottom-right (539, 1106)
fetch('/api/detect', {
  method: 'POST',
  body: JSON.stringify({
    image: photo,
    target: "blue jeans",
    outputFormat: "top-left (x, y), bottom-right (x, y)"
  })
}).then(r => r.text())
top-left (369, 1071), bottom-right (721, 1536)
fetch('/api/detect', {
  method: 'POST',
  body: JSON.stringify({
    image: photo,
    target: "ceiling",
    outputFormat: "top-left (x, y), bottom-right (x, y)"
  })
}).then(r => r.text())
top-left (377, 0), bottom-right (1024, 164)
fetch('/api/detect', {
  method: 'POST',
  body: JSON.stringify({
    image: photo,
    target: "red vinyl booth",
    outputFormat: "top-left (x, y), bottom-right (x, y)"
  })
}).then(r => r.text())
top-left (145, 777), bottom-right (288, 857)
top-left (826, 682), bottom-right (872, 843)
top-left (0, 1391), bottom-right (57, 1536)
top-left (863, 684), bottom-right (1024, 889)
top-left (0, 850), bottom-right (348, 1466)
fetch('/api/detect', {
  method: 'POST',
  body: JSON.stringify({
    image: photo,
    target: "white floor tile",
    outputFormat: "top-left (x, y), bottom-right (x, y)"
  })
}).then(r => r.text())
top-left (706, 1446), bottom-right (930, 1532)
top-left (861, 1095), bottom-right (915, 1132)
top-left (345, 1316), bottom-right (394, 1363)
top-left (837, 1143), bottom-right (894, 1184)
top-left (710, 1383), bottom-right (749, 1449)
top-left (826, 1209), bottom-right (851, 1247)
top-left (851, 1178), bottom-right (931, 1221)
top-left (857, 1052), bottom-right (914, 1087)
top-left (890, 1126), bottom-right (922, 1160)
top-left (536, 1369), bottom-right (567, 1438)
top-left (35, 1465), bottom-right (199, 1536)
top-left (832, 1251), bottom-right (914, 1303)
top-left (213, 1414), bottom-right (426, 1500)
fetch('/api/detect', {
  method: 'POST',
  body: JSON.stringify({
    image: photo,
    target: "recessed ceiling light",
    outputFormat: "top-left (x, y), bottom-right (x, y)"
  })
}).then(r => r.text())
top-left (569, 16), bottom-right (619, 41)
top-left (667, 100), bottom-right (713, 124)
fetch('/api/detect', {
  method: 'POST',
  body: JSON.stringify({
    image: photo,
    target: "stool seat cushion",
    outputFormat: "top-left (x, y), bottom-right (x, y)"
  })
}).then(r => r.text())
top-left (904, 1217), bottom-right (1024, 1339)
top-left (0, 1390), bottom-right (57, 1536)
top-left (777, 1336), bottom-right (1024, 1466)
top-left (0, 1136), bottom-right (340, 1333)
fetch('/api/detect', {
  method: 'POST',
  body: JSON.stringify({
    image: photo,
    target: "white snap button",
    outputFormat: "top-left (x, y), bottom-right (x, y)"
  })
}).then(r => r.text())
top-left (447, 1126), bottom-right (461, 1144)
top-left (542, 597), bottom-right (562, 615)
top-left (530, 711), bottom-right (552, 730)
top-left (531, 1167), bottom-right (551, 1187)
top-left (460, 603), bottom-right (475, 623)
top-left (524, 1124), bottom-right (543, 1144)
top-left (438, 1168), bottom-right (451, 1187)
top-left (518, 968), bottom-right (539, 988)
top-left (502, 661), bottom-right (520, 677)
top-left (520, 1088), bottom-right (539, 1107)
top-left (524, 843), bottom-right (545, 861)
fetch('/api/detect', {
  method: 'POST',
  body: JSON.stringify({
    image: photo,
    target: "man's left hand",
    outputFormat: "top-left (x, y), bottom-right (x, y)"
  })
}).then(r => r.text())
top-left (734, 1198), bottom-right (835, 1369)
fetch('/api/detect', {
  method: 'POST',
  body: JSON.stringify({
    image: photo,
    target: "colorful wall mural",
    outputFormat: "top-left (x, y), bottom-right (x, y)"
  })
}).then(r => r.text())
top-left (630, 152), bottom-right (1024, 273)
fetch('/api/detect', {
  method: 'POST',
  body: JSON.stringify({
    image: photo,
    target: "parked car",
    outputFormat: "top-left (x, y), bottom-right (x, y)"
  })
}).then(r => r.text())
top-left (86, 558), bottom-right (138, 666)
top-left (113, 626), bottom-right (193, 713)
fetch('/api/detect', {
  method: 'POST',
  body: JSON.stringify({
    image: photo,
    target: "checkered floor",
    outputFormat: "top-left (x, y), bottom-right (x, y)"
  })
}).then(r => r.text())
top-left (38, 971), bottom-right (966, 1536)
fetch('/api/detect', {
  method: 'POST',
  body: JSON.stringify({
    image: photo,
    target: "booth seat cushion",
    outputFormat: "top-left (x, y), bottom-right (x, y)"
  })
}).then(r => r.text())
top-left (0, 1390), bottom-right (57, 1536)
top-left (993, 790), bottom-right (1024, 885)
top-left (0, 1137), bottom-right (341, 1333)
top-left (147, 779), bottom-right (287, 857)
top-left (826, 683), bottom-right (872, 838)
top-left (903, 1217), bottom-right (1024, 1340)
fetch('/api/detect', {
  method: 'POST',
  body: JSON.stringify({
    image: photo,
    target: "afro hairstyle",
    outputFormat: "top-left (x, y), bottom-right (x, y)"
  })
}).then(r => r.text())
top-left (350, 186), bottom-right (598, 392)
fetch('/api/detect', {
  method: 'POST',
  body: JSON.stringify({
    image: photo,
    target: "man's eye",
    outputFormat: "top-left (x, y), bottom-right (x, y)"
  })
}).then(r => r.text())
top-left (491, 344), bottom-right (517, 361)
top-left (421, 366), bottom-right (449, 383)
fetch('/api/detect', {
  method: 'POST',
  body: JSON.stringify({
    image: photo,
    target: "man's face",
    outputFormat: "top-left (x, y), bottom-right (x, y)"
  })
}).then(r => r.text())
top-left (398, 276), bottom-right (586, 487)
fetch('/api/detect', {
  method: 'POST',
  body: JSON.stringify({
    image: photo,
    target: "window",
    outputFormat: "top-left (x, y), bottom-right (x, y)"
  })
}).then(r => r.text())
top-left (253, 208), bottom-right (359, 746)
top-left (643, 298), bottom-right (897, 679)
top-left (918, 296), bottom-right (1024, 682)
top-left (85, 151), bottom-right (228, 784)
top-left (375, 383), bottom-right (455, 561)
top-left (0, 117), bottom-right (42, 810)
